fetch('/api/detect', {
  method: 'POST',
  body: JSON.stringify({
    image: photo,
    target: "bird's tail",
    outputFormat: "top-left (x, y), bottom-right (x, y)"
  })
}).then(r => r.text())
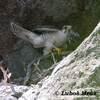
top-left (11, 22), bottom-right (36, 42)
top-left (11, 22), bottom-right (20, 36)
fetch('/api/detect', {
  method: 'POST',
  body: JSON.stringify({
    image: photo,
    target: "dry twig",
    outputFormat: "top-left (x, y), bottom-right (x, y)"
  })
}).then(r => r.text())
top-left (51, 53), bottom-right (57, 64)
top-left (0, 61), bottom-right (12, 86)
top-left (23, 51), bottom-right (72, 85)
top-left (33, 63), bottom-right (42, 74)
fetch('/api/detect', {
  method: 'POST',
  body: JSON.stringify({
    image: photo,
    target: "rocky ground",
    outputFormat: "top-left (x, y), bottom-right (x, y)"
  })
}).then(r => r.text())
top-left (0, 20), bottom-right (100, 100)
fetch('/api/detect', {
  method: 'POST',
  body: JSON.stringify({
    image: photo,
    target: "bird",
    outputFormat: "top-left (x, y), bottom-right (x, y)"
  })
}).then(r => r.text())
top-left (11, 22), bottom-right (79, 55)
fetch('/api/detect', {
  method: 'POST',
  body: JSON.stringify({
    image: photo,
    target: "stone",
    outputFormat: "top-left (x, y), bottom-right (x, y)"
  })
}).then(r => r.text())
top-left (18, 22), bottom-right (100, 100)
top-left (0, 85), bottom-right (30, 100)
top-left (0, 21), bottom-right (100, 100)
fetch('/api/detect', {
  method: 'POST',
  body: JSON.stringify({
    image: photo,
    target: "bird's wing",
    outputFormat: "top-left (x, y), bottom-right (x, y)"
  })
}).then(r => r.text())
top-left (11, 22), bottom-right (36, 43)
top-left (33, 26), bottom-right (59, 34)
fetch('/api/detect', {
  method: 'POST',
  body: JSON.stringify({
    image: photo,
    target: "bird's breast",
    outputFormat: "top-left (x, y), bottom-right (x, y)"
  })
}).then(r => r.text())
top-left (53, 33), bottom-right (67, 47)
top-left (40, 32), bottom-right (67, 47)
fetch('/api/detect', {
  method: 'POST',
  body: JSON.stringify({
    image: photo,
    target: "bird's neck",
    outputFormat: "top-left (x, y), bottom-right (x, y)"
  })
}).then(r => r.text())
top-left (60, 29), bottom-right (68, 35)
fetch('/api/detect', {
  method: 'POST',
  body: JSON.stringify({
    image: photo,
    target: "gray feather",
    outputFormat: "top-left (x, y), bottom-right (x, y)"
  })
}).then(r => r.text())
top-left (33, 25), bottom-right (59, 34)
top-left (11, 22), bottom-right (36, 42)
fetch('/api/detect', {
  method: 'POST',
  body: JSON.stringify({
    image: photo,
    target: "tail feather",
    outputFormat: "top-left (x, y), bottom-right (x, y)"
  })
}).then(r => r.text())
top-left (11, 22), bottom-right (36, 43)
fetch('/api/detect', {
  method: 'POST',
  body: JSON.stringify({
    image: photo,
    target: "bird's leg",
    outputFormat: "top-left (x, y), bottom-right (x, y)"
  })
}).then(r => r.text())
top-left (47, 49), bottom-right (53, 54)
top-left (43, 48), bottom-right (51, 55)
top-left (43, 47), bottom-right (53, 55)
top-left (53, 46), bottom-right (62, 56)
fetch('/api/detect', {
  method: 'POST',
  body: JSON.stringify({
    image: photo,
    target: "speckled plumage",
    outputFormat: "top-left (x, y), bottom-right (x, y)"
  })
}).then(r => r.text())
top-left (11, 22), bottom-right (79, 55)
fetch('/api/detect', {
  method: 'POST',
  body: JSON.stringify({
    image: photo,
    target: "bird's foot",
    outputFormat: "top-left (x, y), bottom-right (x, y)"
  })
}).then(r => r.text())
top-left (53, 46), bottom-right (62, 56)
top-left (47, 49), bottom-right (53, 54)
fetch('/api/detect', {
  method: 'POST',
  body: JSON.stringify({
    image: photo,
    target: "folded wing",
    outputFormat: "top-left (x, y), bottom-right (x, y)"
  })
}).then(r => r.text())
top-left (33, 26), bottom-right (59, 34)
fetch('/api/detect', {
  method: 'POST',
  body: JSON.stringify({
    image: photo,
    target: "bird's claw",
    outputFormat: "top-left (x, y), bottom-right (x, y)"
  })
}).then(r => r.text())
top-left (47, 49), bottom-right (53, 54)
top-left (53, 46), bottom-right (62, 56)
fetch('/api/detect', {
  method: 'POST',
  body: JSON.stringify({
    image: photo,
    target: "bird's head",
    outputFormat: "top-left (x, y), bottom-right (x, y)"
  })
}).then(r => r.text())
top-left (62, 25), bottom-right (72, 33)
top-left (63, 25), bottom-right (79, 44)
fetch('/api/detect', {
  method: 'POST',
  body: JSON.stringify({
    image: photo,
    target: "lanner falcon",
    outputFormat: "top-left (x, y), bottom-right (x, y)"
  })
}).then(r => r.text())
top-left (11, 22), bottom-right (79, 55)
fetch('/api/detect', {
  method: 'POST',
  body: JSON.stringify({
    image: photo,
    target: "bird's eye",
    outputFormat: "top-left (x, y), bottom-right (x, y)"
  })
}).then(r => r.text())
top-left (66, 27), bottom-right (68, 29)
top-left (63, 27), bottom-right (67, 29)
